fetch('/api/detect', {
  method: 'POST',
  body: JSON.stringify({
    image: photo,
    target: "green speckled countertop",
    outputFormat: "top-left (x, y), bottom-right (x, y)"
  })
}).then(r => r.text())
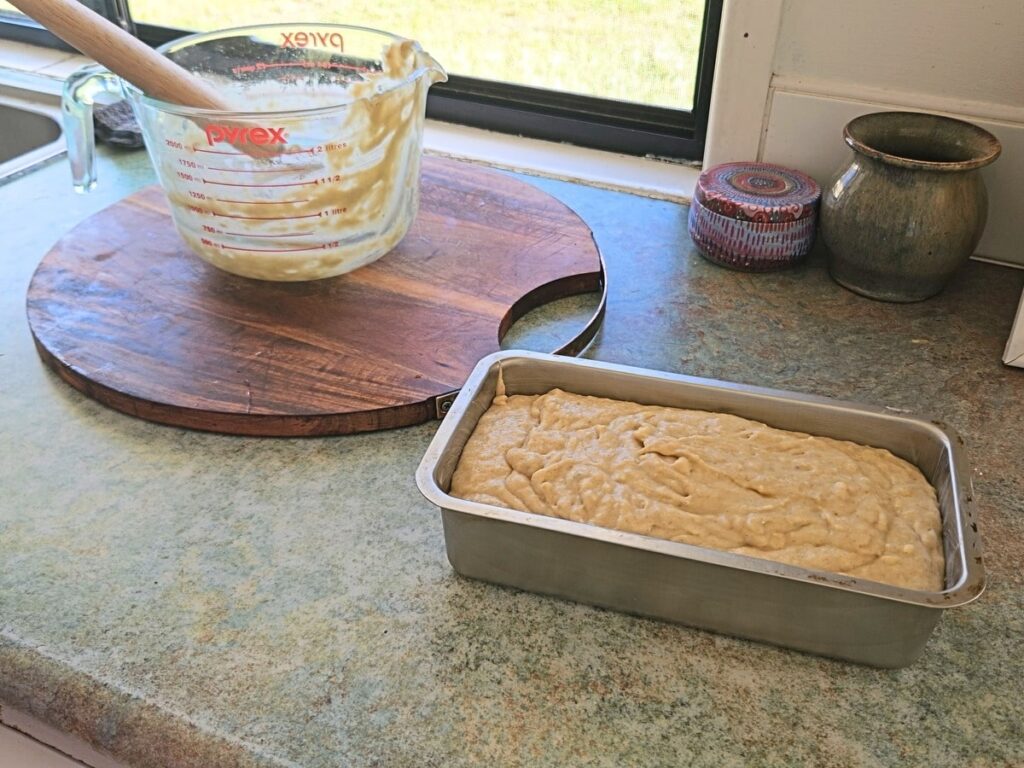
top-left (1, 145), bottom-right (1023, 768)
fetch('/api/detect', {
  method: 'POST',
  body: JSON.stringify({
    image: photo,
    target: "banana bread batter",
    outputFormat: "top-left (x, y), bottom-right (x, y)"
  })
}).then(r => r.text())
top-left (450, 388), bottom-right (945, 591)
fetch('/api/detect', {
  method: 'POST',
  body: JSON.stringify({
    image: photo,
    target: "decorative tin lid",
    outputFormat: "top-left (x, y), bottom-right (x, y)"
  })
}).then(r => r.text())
top-left (695, 162), bottom-right (821, 223)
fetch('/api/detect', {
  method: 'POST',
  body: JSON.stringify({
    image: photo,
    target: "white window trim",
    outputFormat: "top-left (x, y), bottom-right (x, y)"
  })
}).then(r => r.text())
top-left (702, 0), bottom-right (785, 169)
top-left (423, 120), bottom-right (699, 202)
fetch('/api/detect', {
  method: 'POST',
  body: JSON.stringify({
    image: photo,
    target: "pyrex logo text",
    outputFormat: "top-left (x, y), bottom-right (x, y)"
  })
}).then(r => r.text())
top-left (204, 125), bottom-right (287, 146)
top-left (281, 31), bottom-right (344, 52)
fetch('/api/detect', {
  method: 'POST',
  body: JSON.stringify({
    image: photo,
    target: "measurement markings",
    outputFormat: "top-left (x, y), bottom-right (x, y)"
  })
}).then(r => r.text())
top-left (212, 212), bottom-right (324, 221)
top-left (221, 231), bottom-right (315, 238)
top-left (205, 166), bottom-right (318, 173)
top-left (194, 148), bottom-right (244, 155)
top-left (202, 179), bottom-right (319, 188)
top-left (231, 61), bottom-right (373, 75)
top-left (219, 243), bottom-right (333, 253)
top-left (212, 198), bottom-right (312, 205)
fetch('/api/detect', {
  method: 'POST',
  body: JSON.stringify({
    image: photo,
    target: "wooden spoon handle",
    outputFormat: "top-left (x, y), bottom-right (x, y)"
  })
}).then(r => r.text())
top-left (8, 0), bottom-right (232, 110)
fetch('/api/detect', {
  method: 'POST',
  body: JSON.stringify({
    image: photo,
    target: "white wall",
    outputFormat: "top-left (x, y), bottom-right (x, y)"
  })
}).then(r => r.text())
top-left (771, 1), bottom-right (1022, 109)
top-left (705, 0), bottom-right (1024, 266)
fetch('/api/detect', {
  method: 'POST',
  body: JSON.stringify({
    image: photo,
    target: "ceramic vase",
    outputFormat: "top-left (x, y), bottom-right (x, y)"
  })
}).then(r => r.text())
top-left (821, 111), bottom-right (1001, 302)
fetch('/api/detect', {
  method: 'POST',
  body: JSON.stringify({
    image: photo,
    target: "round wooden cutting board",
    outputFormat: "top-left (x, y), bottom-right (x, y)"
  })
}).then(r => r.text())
top-left (26, 156), bottom-right (605, 436)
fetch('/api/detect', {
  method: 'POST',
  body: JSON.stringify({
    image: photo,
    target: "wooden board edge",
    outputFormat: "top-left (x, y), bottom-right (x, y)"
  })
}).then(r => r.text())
top-left (497, 236), bottom-right (607, 344)
top-left (29, 334), bottom-right (436, 437)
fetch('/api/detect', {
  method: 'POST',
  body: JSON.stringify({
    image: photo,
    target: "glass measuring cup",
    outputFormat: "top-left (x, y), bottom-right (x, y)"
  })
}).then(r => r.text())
top-left (63, 23), bottom-right (446, 281)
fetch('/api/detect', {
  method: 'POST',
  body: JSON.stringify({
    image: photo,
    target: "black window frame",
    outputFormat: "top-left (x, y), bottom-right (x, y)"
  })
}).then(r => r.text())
top-left (0, 0), bottom-right (134, 46)
top-left (1, 0), bottom-right (722, 160)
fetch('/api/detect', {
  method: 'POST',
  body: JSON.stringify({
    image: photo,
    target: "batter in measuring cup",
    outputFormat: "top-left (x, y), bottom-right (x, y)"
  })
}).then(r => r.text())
top-left (159, 40), bottom-right (433, 281)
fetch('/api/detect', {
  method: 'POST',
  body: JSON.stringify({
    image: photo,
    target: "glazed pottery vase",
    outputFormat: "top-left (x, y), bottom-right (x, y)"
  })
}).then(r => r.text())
top-left (821, 111), bottom-right (1001, 302)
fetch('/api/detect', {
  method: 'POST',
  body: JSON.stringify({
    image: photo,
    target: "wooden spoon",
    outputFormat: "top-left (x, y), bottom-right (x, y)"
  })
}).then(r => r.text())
top-left (8, 0), bottom-right (233, 111)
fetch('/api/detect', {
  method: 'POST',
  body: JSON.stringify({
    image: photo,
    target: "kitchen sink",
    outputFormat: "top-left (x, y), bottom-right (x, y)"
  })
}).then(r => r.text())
top-left (0, 69), bottom-right (64, 183)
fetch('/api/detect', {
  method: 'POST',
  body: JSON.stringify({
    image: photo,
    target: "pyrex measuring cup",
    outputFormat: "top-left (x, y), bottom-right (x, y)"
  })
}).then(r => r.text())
top-left (63, 23), bottom-right (446, 281)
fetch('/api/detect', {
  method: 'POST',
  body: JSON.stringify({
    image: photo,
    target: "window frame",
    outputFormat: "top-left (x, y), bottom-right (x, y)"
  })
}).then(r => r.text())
top-left (1, 0), bottom-right (723, 161)
top-left (1, 0), bottom-right (133, 46)
top-left (0, 12), bottom-right (70, 49)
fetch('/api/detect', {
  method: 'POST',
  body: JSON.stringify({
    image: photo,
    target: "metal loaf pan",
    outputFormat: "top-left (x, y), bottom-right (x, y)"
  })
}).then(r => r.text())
top-left (415, 351), bottom-right (985, 667)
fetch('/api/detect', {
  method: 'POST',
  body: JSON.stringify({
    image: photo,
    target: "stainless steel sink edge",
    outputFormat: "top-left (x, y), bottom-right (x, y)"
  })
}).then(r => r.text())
top-left (0, 68), bottom-right (66, 184)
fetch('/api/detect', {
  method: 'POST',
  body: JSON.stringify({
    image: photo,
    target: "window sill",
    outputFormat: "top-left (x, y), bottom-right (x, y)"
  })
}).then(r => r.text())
top-left (0, 38), bottom-right (699, 203)
top-left (423, 120), bottom-right (698, 203)
top-left (0, 38), bottom-right (90, 78)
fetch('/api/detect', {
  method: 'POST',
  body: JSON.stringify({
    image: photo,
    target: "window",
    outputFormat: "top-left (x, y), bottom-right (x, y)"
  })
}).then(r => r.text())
top-left (1, 0), bottom-right (722, 159)
top-left (0, 0), bottom-right (133, 46)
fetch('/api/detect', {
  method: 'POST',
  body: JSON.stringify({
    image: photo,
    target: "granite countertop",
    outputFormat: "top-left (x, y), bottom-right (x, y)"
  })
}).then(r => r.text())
top-left (1, 147), bottom-right (1023, 768)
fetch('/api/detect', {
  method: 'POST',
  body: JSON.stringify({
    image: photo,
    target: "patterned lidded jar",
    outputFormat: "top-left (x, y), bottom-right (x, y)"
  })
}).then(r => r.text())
top-left (688, 162), bottom-right (821, 271)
